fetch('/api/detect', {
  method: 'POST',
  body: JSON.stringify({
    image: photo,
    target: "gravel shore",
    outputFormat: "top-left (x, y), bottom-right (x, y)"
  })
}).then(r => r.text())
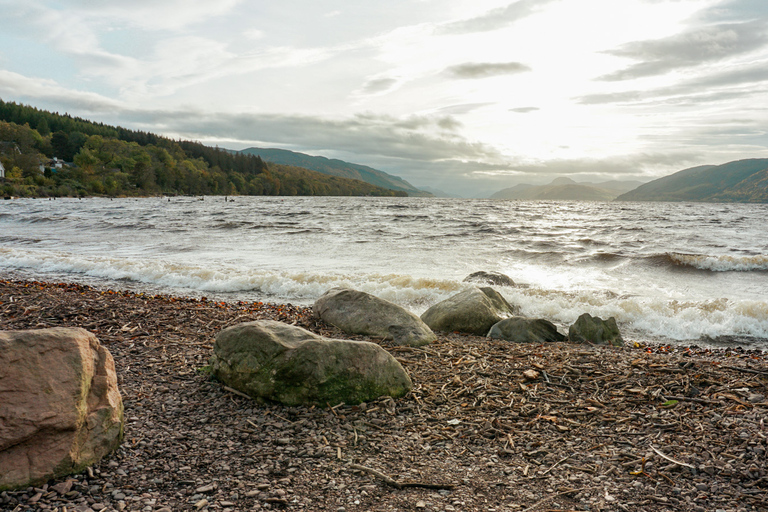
top-left (1, 278), bottom-right (767, 512)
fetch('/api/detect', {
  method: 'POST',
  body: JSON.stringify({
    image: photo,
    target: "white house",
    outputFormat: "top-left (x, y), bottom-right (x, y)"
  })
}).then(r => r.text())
top-left (0, 161), bottom-right (5, 179)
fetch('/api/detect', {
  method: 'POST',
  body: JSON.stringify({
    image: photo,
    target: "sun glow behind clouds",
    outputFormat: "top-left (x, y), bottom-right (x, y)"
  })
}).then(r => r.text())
top-left (1, 0), bottom-right (767, 195)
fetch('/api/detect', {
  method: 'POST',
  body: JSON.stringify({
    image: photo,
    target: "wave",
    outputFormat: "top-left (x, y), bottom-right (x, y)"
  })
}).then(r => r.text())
top-left (648, 252), bottom-right (768, 272)
top-left (0, 248), bottom-right (464, 309)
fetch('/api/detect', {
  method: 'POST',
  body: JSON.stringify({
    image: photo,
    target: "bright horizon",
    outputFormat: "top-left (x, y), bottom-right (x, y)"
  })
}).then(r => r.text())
top-left (1, 0), bottom-right (767, 197)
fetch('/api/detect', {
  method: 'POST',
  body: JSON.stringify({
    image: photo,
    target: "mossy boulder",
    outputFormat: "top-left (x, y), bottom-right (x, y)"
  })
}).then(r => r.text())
top-left (488, 317), bottom-right (566, 343)
top-left (314, 287), bottom-right (436, 347)
top-left (568, 313), bottom-right (624, 346)
top-left (210, 320), bottom-right (413, 406)
top-left (420, 286), bottom-right (517, 335)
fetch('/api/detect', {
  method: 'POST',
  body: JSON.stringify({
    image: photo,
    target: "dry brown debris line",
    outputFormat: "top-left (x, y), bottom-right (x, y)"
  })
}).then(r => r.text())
top-left (1, 277), bottom-right (768, 512)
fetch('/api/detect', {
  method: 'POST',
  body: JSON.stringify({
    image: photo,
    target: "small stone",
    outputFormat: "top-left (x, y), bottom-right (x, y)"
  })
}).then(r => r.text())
top-left (220, 502), bottom-right (235, 507)
top-left (52, 480), bottom-right (74, 495)
top-left (522, 369), bottom-right (540, 381)
top-left (416, 500), bottom-right (427, 509)
top-left (156, 508), bottom-right (173, 512)
top-left (28, 492), bottom-right (43, 504)
top-left (195, 484), bottom-right (216, 493)
top-left (195, 499), bottom-right (209, 510)
top-left (695, 483), bottom-right (708, 492)
top-left (91, 504), bottom-right (106, 511)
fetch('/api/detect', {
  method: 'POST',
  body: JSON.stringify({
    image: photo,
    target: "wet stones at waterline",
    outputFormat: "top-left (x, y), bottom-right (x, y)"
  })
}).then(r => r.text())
top-left (569, 313), bottom-right (624, 346)
top-left (420, 286), bottom-right (518, 336)
top-left (0, 328), bottom-right (124, 491)
top-left (210, 320), bottom-right (413, 406)
top-left (313, 287), bottom-right (436, 347)
top-left (463, 271), bottom-right (516, 287)
top-left (488, 316), bottom-right (566, 343)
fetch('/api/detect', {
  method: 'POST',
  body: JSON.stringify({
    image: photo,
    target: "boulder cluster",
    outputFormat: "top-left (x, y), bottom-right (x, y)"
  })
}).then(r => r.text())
top-left (211, 276), bottom-right (624, 409)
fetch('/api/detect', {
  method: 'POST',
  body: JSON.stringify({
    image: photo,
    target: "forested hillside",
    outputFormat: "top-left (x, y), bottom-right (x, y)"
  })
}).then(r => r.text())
top-left (0, 100), bottom-right (405, 198)
top-left (616, 159), bottom-right (768, 202)
top-left (241, 147), bottom-right (429, 196)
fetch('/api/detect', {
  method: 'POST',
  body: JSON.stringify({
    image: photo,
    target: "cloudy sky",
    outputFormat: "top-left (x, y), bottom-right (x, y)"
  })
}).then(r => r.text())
top-left (1, 0), bottom-right (767, 196)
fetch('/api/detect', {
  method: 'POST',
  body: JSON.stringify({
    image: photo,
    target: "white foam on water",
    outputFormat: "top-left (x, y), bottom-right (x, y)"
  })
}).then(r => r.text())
top-left (501, 286), bottom-right (768, 342)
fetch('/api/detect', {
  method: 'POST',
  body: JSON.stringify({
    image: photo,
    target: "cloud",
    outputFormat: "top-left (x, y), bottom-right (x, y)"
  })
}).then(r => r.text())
top-left (509, 107), bottom-right (539, 113)
top-left (66, 0), bottom-right (244, 31)
top-left (695, 0), bottom-right (768, 23)
top-left (114, 110), bottom-right (505, 165)
top-left (577, 61), bottom-right (768, 105)
top-left (438, 0), bottom-right (560, 35)
top-left (0, 70), bottom-right (124, 112)
top-left (600, 20), bottom-right (768, 80)
top-left (360, 77), bottom-right (399, 95)
top-left (444, 62), bottom-right (531, 79)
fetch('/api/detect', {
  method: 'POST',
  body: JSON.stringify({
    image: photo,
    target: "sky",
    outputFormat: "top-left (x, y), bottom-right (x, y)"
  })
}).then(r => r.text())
top-left (1, 0), bottom-right (767, 197)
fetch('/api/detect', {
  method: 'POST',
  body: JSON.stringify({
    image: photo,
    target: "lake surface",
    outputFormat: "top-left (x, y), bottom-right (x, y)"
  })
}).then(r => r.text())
top-left (2, 196), bottom-right (767, 348)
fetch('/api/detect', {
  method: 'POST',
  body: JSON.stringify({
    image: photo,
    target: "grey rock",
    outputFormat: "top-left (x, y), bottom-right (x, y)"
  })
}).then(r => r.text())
top-left (568, 313), bottom-right (624, 346)
top-left (463, 271), bottom-right (516, 287)
top-left (421, 287), bottom-right (517, 335)
top-left (313, 288), bottom-right (436, 347)
top-left (488, 317), bottom-right (566, 343)
top-left (210, 320), bottom-right (413, 406)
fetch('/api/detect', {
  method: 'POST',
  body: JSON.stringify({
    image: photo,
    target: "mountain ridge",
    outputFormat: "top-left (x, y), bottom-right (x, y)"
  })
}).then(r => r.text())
top-left (490, 178), bottom-right (644, 200)
top-left (240, 147), bottom-right (431, 197)
top-left (616, 159), bottom-right (768, 202)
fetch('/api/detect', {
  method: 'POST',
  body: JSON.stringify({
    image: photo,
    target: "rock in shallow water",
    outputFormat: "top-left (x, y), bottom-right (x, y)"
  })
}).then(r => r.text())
top-left (568, 313), bottom-right (624, 346)
top-left (210, 320), bottom-right (413, 406)
top-left (421, 286), bottom-right (517, 336)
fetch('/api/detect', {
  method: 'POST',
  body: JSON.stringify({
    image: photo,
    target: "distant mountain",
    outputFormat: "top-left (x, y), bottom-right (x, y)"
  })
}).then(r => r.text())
top-left (490, 177), bottom-right (643, 200)
top-left (616, 159), bottom-right (768, 202)
top-left (240, 147), bottom-right (431, 197)
top-left (417, 185), bottom-right (463, 198)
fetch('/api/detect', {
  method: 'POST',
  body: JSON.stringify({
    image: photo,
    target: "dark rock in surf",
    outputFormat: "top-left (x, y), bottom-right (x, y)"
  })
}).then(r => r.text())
top-left (488, 317), bottom-right (565, 343)
top-left (313, 288), bottom-right (436, 347)
top-left (421, 286), bottom-right (517, 336)
top-left (463, 271), bottom-right (516, 287)
top-left (210, 320), bottom-right (412, 406)
top-left (568, 313), bottom-right (624, 346)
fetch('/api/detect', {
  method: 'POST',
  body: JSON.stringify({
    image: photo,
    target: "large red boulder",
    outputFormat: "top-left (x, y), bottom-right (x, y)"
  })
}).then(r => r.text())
top-left (0, 328), bottom-right (124, 490)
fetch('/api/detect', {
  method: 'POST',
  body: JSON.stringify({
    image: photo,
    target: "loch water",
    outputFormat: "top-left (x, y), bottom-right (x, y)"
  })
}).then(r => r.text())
top-left (1, 196), bottom-right (767, 348)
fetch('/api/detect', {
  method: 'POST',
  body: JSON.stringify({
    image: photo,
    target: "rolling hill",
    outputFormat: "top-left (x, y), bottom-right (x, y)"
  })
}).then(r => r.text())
top-left (240, 147), bottom-right (431, 197)
top-left (615, 159), bottom-right (768, 202)
top-left (490, 177), bottom-right (644, 200)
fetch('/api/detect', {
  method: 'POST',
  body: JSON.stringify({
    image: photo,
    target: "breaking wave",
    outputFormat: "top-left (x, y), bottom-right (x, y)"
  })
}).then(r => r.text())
top-left (660, 253), bottom-right (768, 272)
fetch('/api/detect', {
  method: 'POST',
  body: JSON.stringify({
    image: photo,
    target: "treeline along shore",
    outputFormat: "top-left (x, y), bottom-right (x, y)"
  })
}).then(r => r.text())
top-left (0, 100), bottom-right (407, 198)
top-left (1, 277), bottom-right (767, 511)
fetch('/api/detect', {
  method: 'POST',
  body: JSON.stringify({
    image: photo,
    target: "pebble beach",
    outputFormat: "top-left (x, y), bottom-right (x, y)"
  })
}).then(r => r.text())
top-left (1, 278), bottom-right (767, 512)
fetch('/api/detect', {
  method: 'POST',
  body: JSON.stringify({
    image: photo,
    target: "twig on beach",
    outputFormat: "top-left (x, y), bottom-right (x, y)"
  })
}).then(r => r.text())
top-left (722, 365), bottom-right (768, 376)
top-left (650, 446), bottom-right (695, 469)
top-left (349, 463), bottom-right (456, 490)
top-left (222, 385), bottom-right (251, 400)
